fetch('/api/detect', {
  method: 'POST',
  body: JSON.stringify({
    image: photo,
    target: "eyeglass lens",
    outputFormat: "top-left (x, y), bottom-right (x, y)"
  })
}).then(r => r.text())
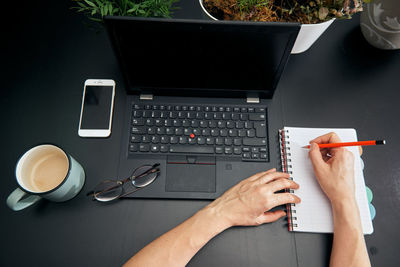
top-left (131, 165), bottom-right (158, 188)
top-left (93, 181), bottom-right (123, 202)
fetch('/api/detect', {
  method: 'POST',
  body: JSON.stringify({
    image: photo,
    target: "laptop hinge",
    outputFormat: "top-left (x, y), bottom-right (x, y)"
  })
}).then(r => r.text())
top-left (140, 94), bottom-right (153, 101)
top-left (246, 96), bottom-right (260, 104)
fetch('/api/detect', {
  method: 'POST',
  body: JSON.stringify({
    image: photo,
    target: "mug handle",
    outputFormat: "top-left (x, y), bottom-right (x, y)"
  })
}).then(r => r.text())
top-left (6, 188), bottom-right (41, 211)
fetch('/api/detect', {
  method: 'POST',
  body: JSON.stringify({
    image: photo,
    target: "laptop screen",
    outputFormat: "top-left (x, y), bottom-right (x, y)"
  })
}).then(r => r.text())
top-left (105, 17), bottom-right (299, 98)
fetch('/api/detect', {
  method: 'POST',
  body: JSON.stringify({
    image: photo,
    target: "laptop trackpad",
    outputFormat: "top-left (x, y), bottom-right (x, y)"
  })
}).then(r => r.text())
top-left (166, 156), bottom-right (216, 193)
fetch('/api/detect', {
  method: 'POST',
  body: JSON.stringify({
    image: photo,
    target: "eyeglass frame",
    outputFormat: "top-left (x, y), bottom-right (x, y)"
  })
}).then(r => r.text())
top-left (87, 163), bottom-right (160, 201)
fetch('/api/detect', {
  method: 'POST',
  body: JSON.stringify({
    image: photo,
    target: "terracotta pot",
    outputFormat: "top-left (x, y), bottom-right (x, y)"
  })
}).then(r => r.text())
top-left (199, 0), bottom-right (335, 54)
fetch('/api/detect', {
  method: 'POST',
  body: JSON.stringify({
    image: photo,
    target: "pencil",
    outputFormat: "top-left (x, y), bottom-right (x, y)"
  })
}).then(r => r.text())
top-left (302, 140), bottom-right (386, 149)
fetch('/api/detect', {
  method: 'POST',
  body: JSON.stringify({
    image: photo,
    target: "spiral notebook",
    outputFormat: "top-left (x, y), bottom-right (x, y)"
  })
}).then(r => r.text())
top-left (279, 127), bottom-right (373, 234)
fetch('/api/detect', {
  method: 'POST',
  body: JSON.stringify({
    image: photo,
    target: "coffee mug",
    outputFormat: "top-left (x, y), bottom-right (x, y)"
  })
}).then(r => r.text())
top-left (7, 144), bottom-right (85, 211)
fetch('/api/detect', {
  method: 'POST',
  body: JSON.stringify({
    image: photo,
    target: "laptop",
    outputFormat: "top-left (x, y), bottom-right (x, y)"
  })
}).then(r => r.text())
top-left (104, 16), bottom-right (300, 199)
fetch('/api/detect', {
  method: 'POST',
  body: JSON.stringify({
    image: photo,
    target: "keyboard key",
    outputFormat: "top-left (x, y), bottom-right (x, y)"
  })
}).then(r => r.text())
top-left (160, 145), bottom-right (169, 152)
top-left (218, 121), bottom-right (226, 128)
top-left (160, 136), bottom-right (169, 144)
top-left (235, 121), bottom-right (244, 129)
top-left (232, 113), bottom-right (240, 120)
top-left (224, 138), bottom-right (232, 145)
top-left (252, 153), bottom-right (259, 159)
top-left (242, 152), bottom-right (251, 158)
top-left (170, 136), bottom-right (179, 144)
top-left (129, 144), bottom-right (139, 152)
top-left (206, 137), bottom-right (214, 145)
top-left (233, 147), bottom-right (241, 155)
top-left (225, 147), bottom-right (232, 154)
top-left (244, 121), bottom-right (253, 129)
top-left (142, 136), bottom-right (151, 143)
top-left (182, 120), bottom-right (190, 127)
top-left (151, 136), bottom-right (160, 144)
top-left (131, 135), bottom-right (141, 143)
top-left (240, 114), bottom-right (248, 121)
top-left (151, 145), bottom-right (160, 152)
top-left (243, 138), bottom-right (267, 146)
top-left (226, 121), bottom-right (235, 129)
top-left (215, 147), bottom-right (223, 154)
top-left (197, 137), bottom-right (206, 145)
top-left (254, 122), bottom-right (267, 138)
top-left (145, 118), bottom-right (154, 126)
top-left (211, 129), bottom-right (219, 136)
top-left (238, 129), bottom-right (247, 137)
top-left (155, 119), bottom-right (163, 126)
top-left (248, 107), bottom-right (255, 112)
top-left (199, 121), bottom-right (207, 128)
top-left (139, 144), bottom-right (150, 152)
top-left (175, 128), bottom-right (183, 135)
top-left (255, 107), bottom-right (266, 113)
top-left (170, 145), bottom-right (214, 154)
top-left (249, 113), bottom-right (266, 121)
top-left (247, 129), bottom-right (256, 138)
top-left (215, 138), bottom-right (224, 145)
top-left (133, 110), bottom-right (142, 117)
top-left (228, 129), bottom-right (238, 137)
top-left (234, 138), bottom-right (242, 146)
top-left (179, 137), bottom-right (187, 144)
top-left (260, 153), bottom-right (267, 159)
top-left (220, 129), bottom-right (228, 137)
top-left (156, 128), bottom-right (165, 135)
top-left (131, 126), bottom-right (146, 134)
top-left (202, 129), bottom-right (210, 136)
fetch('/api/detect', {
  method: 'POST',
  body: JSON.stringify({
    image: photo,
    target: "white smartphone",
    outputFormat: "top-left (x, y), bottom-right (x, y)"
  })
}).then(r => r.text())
top-left (78, 79), bottom-right (115, 137)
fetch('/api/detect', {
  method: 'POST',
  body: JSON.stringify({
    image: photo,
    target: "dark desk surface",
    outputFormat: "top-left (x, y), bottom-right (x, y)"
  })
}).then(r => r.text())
top-left (1, 1), bottom-right (399, 266)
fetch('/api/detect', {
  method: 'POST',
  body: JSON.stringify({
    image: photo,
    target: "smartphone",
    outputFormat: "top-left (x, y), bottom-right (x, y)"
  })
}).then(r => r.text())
top-left (78, 79), bottom-right (115, 137)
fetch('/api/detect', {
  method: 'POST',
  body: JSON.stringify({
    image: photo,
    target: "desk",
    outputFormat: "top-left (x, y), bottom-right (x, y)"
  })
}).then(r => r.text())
top-left (1, 1), bottom-right (399, 266)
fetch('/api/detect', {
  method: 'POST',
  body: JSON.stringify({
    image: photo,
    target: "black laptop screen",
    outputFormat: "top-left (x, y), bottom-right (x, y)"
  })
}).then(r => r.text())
top-left (105, 17), bottom-right (299, 96)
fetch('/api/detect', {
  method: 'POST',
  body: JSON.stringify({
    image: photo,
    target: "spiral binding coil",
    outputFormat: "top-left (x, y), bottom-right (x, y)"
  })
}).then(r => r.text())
top-left (279, 129), bottom-right (298, 230)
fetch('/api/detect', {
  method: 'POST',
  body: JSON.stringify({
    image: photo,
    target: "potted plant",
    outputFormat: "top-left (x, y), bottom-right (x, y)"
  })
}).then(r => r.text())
top-left (200, 0), bottom-right (367, 53)
top-left (72, 0), bottom-right (179, 21)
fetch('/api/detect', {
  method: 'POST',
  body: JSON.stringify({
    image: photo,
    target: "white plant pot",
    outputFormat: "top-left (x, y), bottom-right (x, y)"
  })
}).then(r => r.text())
top-left (199, 0), bottom-right (335, 54)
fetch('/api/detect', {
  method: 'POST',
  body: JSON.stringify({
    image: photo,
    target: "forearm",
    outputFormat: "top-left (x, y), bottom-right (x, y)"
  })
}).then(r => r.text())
top-left (330, 198), bottom-right (371, 267)
top-left (124, 205), bottom-right (231, 267)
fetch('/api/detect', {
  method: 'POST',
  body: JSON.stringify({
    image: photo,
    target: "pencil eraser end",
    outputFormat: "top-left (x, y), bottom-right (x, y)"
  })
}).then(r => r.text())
top-left (376, 140), bottom-right (386, 145)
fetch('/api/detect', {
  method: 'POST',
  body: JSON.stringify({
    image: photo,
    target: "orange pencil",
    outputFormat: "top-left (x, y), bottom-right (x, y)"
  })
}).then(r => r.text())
top-left (302, 140), bottom-right (386, 149)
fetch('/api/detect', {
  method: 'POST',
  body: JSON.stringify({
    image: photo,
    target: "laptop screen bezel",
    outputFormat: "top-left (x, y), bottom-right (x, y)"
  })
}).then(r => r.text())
top-left (104, 16), bottom-right (300, 99)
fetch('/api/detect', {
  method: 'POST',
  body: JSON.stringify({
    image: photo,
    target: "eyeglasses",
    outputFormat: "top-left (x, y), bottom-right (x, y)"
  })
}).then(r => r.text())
top-left (87, 163), bottom-right (160, 202)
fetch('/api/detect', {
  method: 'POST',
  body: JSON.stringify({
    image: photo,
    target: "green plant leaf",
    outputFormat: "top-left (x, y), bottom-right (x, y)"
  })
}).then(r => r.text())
top-left (84, 0), bottom-right (96, 8)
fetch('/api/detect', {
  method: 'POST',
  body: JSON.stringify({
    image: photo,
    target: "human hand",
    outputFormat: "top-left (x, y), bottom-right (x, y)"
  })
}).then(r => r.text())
top-left (205, 168), bottom-right (300, 228)
top-left (308, 132), bottom-right (356, 205)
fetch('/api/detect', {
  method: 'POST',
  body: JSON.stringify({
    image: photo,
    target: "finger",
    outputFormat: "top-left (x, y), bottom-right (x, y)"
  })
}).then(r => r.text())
top-left (255, 210), bottom-right (286, 224)
top-left (309, 143), bottom-right (327, 171)
top-left (267, 178), bottom-right (299, 193)
top-left (256, 171), bottom-right (290, 185)
top-left (246, 168), bottom-right (276, 182)
top-left (310, 132), bottom-right (342, 144)
top-left (272, 193), bottom-right (301, 207)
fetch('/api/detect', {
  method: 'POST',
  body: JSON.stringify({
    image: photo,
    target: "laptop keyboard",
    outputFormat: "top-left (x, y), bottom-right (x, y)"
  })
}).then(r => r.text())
top-left (129, 103), bottom-right (269, 162)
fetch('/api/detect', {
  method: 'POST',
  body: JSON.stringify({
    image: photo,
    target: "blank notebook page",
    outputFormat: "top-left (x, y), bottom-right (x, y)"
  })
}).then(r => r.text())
top-left (283, 127), bottom-right (373, 234)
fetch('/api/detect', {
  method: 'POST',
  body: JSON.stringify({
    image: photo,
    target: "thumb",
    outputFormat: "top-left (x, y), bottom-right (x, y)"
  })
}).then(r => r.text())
top-left (308, 142), bottom-right (326, 172)
top-left (255, 210), bottom-right (286, 224)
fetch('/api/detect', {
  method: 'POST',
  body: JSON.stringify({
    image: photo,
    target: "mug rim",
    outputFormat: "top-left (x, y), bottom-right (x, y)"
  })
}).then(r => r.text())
top-left (15, 144), bottom-right (72, 195)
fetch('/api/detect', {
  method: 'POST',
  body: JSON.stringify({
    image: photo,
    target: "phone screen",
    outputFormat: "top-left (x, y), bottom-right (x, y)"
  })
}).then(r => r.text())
top-left (80, 85), bottom-right (113, 129)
